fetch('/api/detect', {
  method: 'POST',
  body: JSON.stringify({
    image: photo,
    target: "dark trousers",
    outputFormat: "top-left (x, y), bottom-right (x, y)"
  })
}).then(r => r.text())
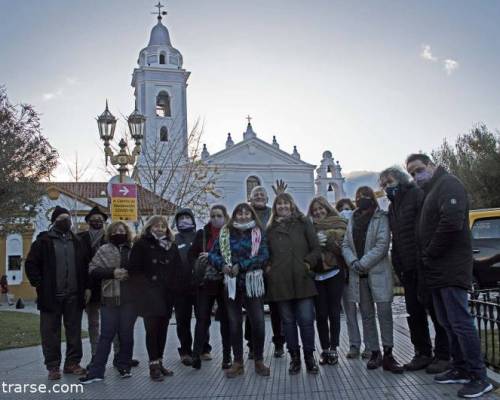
top-left (89, 303), bottom-right (137, 377)
top-left (402, 271), bottom-right (449, 360)
top-left (314, 270), bottom-right (344, 350)
top-left (40, 295), bottom-right (83, 370)
top-left (432, 286), bottom-right (487, 379)
top-left (227, 291), bottom-right (265, 362)
top-left (143, 304), bottom-right (173, 361)
top-left (245, 301), bottom-right (284, 351)
top-left (193, 286), bottom-right (229, 358)
top-left (175, 293), bottom-right (211, 356)
top-left (277, 297), bottom-right (316, 354)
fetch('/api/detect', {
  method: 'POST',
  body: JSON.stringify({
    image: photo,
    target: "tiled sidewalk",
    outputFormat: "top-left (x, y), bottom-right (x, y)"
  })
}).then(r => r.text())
top-left (0, 308), bottom-right (499, 400)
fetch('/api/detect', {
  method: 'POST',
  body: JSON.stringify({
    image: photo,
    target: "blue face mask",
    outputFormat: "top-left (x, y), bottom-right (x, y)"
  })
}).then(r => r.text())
top-left (414, 170), bottom-right (433, 187)
top-left (385, 184), bottom-right (399, 202)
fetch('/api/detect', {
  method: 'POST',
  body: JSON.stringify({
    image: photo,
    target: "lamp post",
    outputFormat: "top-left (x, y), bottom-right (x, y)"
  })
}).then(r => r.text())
top-left (96, 101), bottom-right (146, 183)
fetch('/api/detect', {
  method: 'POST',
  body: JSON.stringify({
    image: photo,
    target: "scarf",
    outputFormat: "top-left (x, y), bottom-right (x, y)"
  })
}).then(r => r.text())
top-left (313, 214), bottom-right (348, 231)
top-left (152, 232), bottom-right (172, 251)
top-left (352, 209), bottom-right (374, 259)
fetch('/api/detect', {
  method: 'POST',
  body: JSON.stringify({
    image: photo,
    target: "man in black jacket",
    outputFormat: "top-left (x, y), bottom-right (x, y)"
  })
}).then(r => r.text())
top-left (407, 154), bottom-right (492, 398)
top-left (25, 206), bottom-right (87, 380)
top-left (380, 167), bottom-right (450, 373)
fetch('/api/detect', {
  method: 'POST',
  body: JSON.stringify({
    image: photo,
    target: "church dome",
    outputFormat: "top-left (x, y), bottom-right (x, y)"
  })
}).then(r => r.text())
top-left (148, 20), bottom-right (172, 46)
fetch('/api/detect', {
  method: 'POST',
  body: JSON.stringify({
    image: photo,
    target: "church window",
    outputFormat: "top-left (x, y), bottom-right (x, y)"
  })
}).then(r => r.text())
top-left (156, 91), bottom-right (171, 117)
top-left (160, 126), bottom-right (168, 142)
top-left (246, 176), bottom-right (261, 200)
top-left (159, 52), bottom-right (166, 64)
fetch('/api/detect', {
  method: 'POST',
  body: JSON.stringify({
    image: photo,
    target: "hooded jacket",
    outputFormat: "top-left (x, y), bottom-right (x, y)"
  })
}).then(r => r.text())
top-left (174, 208), bottom-right (197, 292)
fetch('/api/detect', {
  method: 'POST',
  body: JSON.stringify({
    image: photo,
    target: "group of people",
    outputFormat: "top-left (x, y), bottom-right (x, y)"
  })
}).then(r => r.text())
top-left (24, 152), bottom-right (493, 398)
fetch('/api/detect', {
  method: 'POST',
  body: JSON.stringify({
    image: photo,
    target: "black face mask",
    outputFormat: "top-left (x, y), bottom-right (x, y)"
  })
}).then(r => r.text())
top-left (110, 233), bottom-right (128, 246)
top-left (89, 220), bottom-right (103, 230)
top-left (357, 198), bottom-right (375, 211)
top-left (55, 219), bottom-right (71, 233)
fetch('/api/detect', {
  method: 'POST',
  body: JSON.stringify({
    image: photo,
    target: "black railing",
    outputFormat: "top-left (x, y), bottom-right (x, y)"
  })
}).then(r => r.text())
top-left (469, 288), bottom-right (500, 372)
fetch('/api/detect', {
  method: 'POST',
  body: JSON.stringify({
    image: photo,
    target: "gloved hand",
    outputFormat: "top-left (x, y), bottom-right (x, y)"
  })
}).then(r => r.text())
top-left (84, 289), bottom-right (92, 305)
top-left (317, 231), bottom-right (327, 246)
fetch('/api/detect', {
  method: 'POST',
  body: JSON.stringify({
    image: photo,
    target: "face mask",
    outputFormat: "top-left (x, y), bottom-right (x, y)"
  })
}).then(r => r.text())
top-left (414, 170), bottom-right (433, 187)
top-left (233, 220), bottom-right (256, 231)
top-left (177, 218), bottom-right (195, 232)
top-left (110, 233), bottom-right (128, 246)
top-left (55, 219), bottom-right (71, 233)
top-left (357, 198), bottom-right (375, 211)
top-left (385, 184), bottom-right (399, 202)
top-left (340, 209), bottom-right (353, 219)
top-left (89, 220), bottom-right (103, 230)
top-left (211, 216), bottom-right (225, 229)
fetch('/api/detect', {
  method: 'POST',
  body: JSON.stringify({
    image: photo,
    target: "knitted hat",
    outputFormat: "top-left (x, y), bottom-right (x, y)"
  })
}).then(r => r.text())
top-left (51, 206), bottom-right (70, 223)
top-left (85, 206), bottom-right (108, 222)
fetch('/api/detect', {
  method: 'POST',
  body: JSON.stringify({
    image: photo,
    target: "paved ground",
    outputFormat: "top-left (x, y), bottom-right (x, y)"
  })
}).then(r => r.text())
top-left (1, 301), bottom-right (500, 400)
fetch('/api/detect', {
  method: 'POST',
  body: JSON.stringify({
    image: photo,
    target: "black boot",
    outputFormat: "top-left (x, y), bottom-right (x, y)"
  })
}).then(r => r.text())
top-left (367, 350), bottom-right (383, 370)
top-left (191, 356), bottom-right (201, 370)
top-left (382, 347), bottom-right (404, 374)
top-left (274, 344), bottom-right (285, 358)
top-left (304, 352), bottom-right (319, 374)
top-left (289, 351), bottom-right (301, 375)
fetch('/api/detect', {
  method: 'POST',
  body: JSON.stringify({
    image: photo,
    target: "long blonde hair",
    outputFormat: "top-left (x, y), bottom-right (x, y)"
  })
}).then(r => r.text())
top-left (141, 215), bottom-right (174, 241)
top-left (307, 196), bottom-right (340, 219)
top-left (268, 193), bottom-right (303, 227)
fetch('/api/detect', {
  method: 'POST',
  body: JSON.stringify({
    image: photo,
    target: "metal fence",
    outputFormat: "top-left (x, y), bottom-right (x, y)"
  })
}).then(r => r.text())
top-left (469, 289), bottom-right (500, 372)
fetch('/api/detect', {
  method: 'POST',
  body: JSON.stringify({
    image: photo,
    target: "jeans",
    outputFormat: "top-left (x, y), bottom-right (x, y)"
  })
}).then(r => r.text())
top-left (226, 291), bottom-right (265, 362)
top-left (358, 278), bottom-right (393, 351)
top-left (314, 270), bottom-right (344, 350)
top-left (85, 301), bottom-right (100, 357)
top-left (277, 297), bottom-right (316, 354)
top-left (245, 301), bottom-right (285, 351)
top-left (88, 303), bottom-right (137, 377)
top-left (432, 287), bottom-right (487, 379)
top-left (40, 295), bottom-right (83, 369)
top-left (402, 270), bottom-right (450, 360)
top-left (193, 287), bottom-right (229, 358)
top-left (175, 293), bottom-right (211, 356)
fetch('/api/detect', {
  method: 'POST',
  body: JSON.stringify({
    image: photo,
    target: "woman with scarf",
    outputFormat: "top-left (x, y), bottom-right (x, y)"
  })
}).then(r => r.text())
top-left (79, 222), bottom-right (137, 384)
top-left (190, 205), bottom-right (232, 370)
top-left (266, 193), bottom-right (322, 375)
top-left (208, 203), bottom-right (270, 378)
top-left (127, 216), bottom-right (181, 381)
top-left (341, 186), bottom-right (404, 373)
top-left (307, 196), bottom-right (347, 366)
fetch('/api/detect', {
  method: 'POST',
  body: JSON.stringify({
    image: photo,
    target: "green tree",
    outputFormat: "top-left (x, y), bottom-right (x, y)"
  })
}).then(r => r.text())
top-left (0, 86), bottom-right (58, 229)
top-left (432, 124), bottom-right (500, 209)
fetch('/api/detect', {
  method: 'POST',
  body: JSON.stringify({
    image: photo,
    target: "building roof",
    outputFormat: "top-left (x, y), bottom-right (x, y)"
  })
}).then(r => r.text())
top-left (148, 19), bottom-right (172, 46)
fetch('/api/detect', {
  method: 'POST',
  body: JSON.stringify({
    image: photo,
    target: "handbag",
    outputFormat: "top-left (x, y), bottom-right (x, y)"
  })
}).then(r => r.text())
top-left (193, 229), bottom-right (208, 285)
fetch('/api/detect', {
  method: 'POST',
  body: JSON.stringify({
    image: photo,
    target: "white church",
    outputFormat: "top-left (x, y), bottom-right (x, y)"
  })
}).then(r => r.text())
top-left (131, 5), bottom-right (345, 212)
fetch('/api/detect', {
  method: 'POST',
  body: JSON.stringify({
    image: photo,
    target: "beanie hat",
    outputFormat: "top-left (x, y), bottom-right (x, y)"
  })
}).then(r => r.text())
top-left (51, 206), bottom-right (70, 223)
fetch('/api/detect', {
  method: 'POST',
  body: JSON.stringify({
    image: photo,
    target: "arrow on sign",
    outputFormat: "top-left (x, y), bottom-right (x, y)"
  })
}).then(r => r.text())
top-left (119, 186), bottom-right (129, 196)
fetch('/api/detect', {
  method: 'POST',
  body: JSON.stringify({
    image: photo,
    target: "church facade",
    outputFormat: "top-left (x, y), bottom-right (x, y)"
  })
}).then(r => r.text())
top-left (131, 7), bottom-right (345, 213)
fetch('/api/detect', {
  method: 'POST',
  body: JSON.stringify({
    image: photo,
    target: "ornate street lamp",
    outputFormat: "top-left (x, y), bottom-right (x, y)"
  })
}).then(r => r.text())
top-left (97, 101), bottom-right (146, 182)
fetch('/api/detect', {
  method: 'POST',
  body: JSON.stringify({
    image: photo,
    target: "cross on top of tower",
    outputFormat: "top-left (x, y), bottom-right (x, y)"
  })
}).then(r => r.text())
top-left (246, 115), bottom-right (252, 124)
top-left (152, 1), bottom-right (167, 20)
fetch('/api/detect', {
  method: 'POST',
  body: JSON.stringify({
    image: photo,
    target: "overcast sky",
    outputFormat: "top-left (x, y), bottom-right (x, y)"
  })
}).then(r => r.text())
top-left (1, 0), bottom-right (499, 181)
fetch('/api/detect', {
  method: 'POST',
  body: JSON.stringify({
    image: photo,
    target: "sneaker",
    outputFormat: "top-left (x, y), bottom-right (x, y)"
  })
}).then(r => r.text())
top-left (225, 361), bottom-right (244, 378)
top-left (48, 368), bottom-right (61, 380)
top-left (274, 345), bottom-right (285, 358)
top-left (367, 351), bottom-right (383, 370)
top-left (457, 378), bottom-right (493, 398)
top-left (328, 349), bottom-right (339, 366)
top-left (319, 351), bottom-right (330, 365)
top-left (149, 363), bottom-right (164, 382)
top-left (221, 355), bottom-right (232, 370)
top-left (63, 364), bottom-right (87, 375)
top-left (255, 360), bottom-right (271, 377)
top-left (79, 374), bottom-right (103, 385)
top-left (289, 351), bottom-right (301, 375)
top-left (426, 358), bottom-right (452, 374)
top-left (404, 354), bottom-right (433, 371)
top-left (435, 369), bottom-right (471, 384)
top-left (118, 368), bottom-right (132, 378)
top-left (304, 353), bottom-right (319, 374)
top-left (346, 346), bottom-right (360, 359)
top-left (200, 352), bottom-right (212, 361)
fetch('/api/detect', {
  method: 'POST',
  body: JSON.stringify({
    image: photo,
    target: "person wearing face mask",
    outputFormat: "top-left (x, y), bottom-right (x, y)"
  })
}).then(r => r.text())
top-left (266, 193), bottom-right (321, 375)
top-left (127, 216), bottom-right (181, 382)
top-left (190, 204), bottom-right (232, 370)
top-left (78, 207), bottom-right (108, 366)
top-left (379, 167), bottom-right (450, 374)
top-left (208, 203), bottom-right (270, 378)
top-left (406, 153), bottom-right (492, 398)
top-left (341, 187), bottom-right (404, 374)
top-left (79, 222), bottom-right (137, 384)
top-left (25, 206), bottom-right (88, 380)
top-left (336, 198), bottom-right (356, 220)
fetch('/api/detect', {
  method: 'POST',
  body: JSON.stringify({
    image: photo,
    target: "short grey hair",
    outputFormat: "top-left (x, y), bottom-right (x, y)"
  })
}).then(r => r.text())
top-left (249, 185), bottom-right (268, 200)
top-left (379, 166), bottom-right (410, 185)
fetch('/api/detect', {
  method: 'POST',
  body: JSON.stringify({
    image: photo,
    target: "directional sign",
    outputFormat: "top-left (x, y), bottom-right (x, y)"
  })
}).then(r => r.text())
top-left (110, 183), bottom-right (138, 221)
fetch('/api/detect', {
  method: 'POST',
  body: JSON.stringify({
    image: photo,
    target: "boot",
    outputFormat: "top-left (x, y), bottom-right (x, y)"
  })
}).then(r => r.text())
top-left (328, 349), bottom-right (339, 366)
top-left (225, 361), bottom-right (244, 378)
top-left (158, 360), bottom-right (174, 376)
top-left (149, 362), bottom-right (164, 382)
top-left (382, 347), bottom-right (404, 374)
top-left (289, 351), bottom-right (301, 375)
top-left (319, 351), bottom-right (330, 365)
top-left (367, 350), bottom-right (383, 370)
top-left (404, 353), bottom-right (433, 371)
top-left (274, 344), bottom-right (285, 358)
top-left (221, 354), bottom-right (232, 370)
top-left (304, 352), bottom-right (319, 374)
top-left (191, 356), bottom-right (201, 370)
top-left (255, 360), bottom-right (270, 376)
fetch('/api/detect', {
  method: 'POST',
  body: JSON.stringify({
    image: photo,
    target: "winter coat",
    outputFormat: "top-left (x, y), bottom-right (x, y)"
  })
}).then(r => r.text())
top-left (266, 215), bottom-right (321, 302)
top-left (25, 230), bottom-right (88, 312)
top-left (388, 183), bottom-right (424, 278)
top-left (208, 226), bottom-right (269, 291)
top-left (78, 230), bottom-right (106, 303)
top-left (416, 166), bottom-right (473, 290)
top-left (89, 243), bottom-right (135, 306)
top-left (342, 209), bottom-right (394, 303)
top-left (127, 233), bottom-right (181, 317)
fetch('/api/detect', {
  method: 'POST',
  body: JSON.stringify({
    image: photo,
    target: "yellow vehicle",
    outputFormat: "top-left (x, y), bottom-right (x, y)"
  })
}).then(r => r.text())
top-left (469, 208), bottom-right (500, 288)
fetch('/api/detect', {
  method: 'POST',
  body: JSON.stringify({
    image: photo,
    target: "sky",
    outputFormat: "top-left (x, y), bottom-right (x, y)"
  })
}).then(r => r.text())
top-left (1, 0), bottom-right (499, 181)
